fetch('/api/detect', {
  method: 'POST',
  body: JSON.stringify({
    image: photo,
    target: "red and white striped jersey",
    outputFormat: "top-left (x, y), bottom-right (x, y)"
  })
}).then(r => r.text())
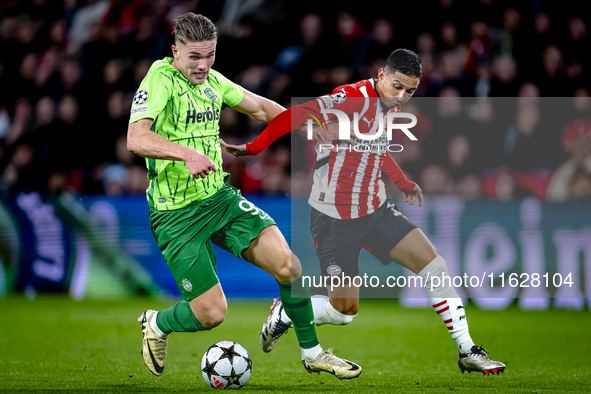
top-left (309, 79), bottom-right (403, 220)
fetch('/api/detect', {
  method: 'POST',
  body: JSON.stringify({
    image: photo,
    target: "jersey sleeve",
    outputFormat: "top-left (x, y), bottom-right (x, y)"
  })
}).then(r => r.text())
top-left (129, 67), bottom-right (173, 124)
top-left (245, 99), bottom-right (323, 155)
top-left (314, 84), bottom-right (364, 123)
top-left (245, 84), bottom-right (365, 155)
top-left (216, 72), bottom-right (244, 107)
top-left (381, 153), bottom-right (416, 193)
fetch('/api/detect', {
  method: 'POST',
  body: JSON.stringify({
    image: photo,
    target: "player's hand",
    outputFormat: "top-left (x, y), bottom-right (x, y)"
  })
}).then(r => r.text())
top-left (311, 122), bottom-right (355, 153)
top-left (220, 138), bottom-right (249, 157)
top-left (403, 184), bottom-right (423, 207)
top-left (185, 148), bottom-right (217, 178)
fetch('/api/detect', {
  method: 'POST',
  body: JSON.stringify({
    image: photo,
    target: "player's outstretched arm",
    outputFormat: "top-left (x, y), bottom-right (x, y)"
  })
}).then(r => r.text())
top-left (231, 89), bottom-right (286, 125)
top-left (220, 121), bottom-right (348, 156)
top-left (222, 98), bottom-right (351, 157)
top-left (382, 152), bottom-right (423, 207)
top-left (128, 118), bottom-right (216, 179)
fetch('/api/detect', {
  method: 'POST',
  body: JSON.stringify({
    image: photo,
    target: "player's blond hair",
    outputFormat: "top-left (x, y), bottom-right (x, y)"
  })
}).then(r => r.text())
top-left (173, 13), bottom-right (217, 44)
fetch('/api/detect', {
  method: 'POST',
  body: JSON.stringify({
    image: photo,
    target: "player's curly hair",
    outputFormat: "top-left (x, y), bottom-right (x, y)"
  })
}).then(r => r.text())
top-left (385, 49), bottom-right (422, 78)
top-left (173, 12), bottom-right (217, 44)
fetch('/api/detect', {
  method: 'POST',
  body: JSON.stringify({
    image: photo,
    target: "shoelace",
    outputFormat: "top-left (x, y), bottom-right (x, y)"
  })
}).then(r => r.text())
top-left (472, 346), bottom-right (491, 359)
top-left (154, 338), bottom-right (167, 359)
top-left (319, 349), bottom-right (348, 367)
top-left (271, 320), bottom-right (290, 338)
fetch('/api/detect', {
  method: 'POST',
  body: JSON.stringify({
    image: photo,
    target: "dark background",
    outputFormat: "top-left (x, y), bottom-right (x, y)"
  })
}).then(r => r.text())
top-left (0, 0), bottom-right (589, 201)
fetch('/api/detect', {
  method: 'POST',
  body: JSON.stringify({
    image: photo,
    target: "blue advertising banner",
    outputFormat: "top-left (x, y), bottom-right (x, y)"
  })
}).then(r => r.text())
top-left (1, 192), bottom-right (590, 309)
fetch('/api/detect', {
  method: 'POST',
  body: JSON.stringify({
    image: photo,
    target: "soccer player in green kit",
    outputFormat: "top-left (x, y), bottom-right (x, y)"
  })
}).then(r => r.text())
top-left (127, 12), bottom-right (361, 380)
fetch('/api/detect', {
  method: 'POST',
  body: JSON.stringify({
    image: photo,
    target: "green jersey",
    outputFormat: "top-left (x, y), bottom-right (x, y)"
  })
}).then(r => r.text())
top-left (129, 57), bottom-right (244, 211)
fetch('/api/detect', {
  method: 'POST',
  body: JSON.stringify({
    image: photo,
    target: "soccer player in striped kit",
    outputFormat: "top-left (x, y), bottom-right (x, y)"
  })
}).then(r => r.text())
top-left (222, 49), bottom-right (506, 375)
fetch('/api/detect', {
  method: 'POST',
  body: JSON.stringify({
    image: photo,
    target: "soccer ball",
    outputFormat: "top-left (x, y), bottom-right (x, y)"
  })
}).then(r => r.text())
top-left (201, 341), bottom-right (252, 389)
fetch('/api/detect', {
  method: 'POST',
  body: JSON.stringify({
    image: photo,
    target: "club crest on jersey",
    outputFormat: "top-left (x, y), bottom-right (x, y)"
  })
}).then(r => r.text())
top-left (327, 264), bottom-right (342, 276)
top-left (204, 87), bottom-right (218, 101)
top-left (182, 278), bottom-right (193, 292)
top-left (330, 92), bottom-right (346, 104)
top-left (133, 90), bottom-right (149, 105)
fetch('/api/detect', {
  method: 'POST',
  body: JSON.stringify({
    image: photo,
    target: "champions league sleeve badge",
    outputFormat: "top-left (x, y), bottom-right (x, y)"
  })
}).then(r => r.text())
top-left (133, 89), bottom-right (149, 105)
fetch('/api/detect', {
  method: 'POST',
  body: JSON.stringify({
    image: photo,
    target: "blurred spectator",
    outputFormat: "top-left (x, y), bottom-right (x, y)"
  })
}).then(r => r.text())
top-left (563, 17), bottom-right (588, 86)
top-left (489, 55), bottom-right (519, 97)
top-left (567, 167), bottom-right (591, 200)
top-left (547, 92), bottom-right (591, 201)
top-left (455, 174), bottom-right (482, 200)
top-left (538, 45), bottom-right (571, 96)
top-left (356, 19), bottom-right (394, 68)
top-left (67, 0), bottom-right (110, 55)
top-left (419, 164), bottom-right (453, 195)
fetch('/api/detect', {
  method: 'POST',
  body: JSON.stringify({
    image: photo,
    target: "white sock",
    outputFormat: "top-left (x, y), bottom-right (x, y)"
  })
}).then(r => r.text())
top-left (301, 344), bottom-right (323, 361)
top-left (418, 255), bottom-right (475, 354)
top-left (149, 311), bottom-right (167, 338)
top-left (280, 295), bottom-right (356, 326)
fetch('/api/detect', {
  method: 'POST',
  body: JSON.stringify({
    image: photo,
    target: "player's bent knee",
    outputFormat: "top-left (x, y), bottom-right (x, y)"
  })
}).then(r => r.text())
top-left (198, 308), bottom-right (226, 330)
top-left (274, 249), bottom-right (301, 282)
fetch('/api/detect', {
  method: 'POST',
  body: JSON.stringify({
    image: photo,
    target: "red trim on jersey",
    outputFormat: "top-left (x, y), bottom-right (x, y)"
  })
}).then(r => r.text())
top-left (444, 318), bottom-right (453, 324)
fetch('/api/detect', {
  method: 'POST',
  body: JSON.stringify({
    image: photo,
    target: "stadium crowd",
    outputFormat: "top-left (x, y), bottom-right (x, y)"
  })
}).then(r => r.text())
top-left (0, 0), bottom-right (590, 201)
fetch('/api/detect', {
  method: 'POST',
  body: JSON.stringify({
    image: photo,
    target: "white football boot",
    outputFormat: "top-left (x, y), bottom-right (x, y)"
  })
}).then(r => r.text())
top-left (138, 309), bottom-right (168, 376)
top-left (458, 345), bottom-right (506, 375)
top-left (259, 298), bottom-right (290, 352)
top-left (302, 348), bottom-right (362, 380)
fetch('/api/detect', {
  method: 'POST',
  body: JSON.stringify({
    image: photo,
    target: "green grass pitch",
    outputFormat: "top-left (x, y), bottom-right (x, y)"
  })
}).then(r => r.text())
top-left (1, 296), bottom-right (590, 393)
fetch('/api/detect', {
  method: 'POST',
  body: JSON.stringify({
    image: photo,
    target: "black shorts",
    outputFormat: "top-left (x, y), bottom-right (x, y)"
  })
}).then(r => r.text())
top-left (310, 202), bottom-right (418, 277)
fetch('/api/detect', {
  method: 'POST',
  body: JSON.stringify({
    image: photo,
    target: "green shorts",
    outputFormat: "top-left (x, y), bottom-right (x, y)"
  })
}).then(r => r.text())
top-left (149, 184), bottom-right (276, 300)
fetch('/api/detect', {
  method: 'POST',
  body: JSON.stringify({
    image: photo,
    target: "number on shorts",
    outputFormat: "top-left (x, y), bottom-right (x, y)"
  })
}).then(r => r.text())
top-left (239, 200), bottom-right (269, 219)
top-left (388, 203), bottom-right (403, 217)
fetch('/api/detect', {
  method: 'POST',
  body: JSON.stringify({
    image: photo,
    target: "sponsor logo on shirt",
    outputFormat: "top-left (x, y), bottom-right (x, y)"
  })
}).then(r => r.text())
top-left (186, 107), bottom-right (220, 124)
top-left (130, 106), bottom-right (148, 115)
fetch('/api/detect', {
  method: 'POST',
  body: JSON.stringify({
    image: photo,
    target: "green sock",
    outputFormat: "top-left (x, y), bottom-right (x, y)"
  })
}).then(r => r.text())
top-left (156, 301), bottom-right (206, 334)
top-left (278, 278), bottom-right (319, 349)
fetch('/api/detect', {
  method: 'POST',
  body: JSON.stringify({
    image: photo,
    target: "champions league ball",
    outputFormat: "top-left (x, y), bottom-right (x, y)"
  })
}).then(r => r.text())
top-left (201, 341), bottom-right (252, 389)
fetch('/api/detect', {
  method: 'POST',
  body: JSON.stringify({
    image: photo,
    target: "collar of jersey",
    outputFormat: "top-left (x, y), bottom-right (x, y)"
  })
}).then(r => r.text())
top-left (163, 57), bottom-right (205, 90)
